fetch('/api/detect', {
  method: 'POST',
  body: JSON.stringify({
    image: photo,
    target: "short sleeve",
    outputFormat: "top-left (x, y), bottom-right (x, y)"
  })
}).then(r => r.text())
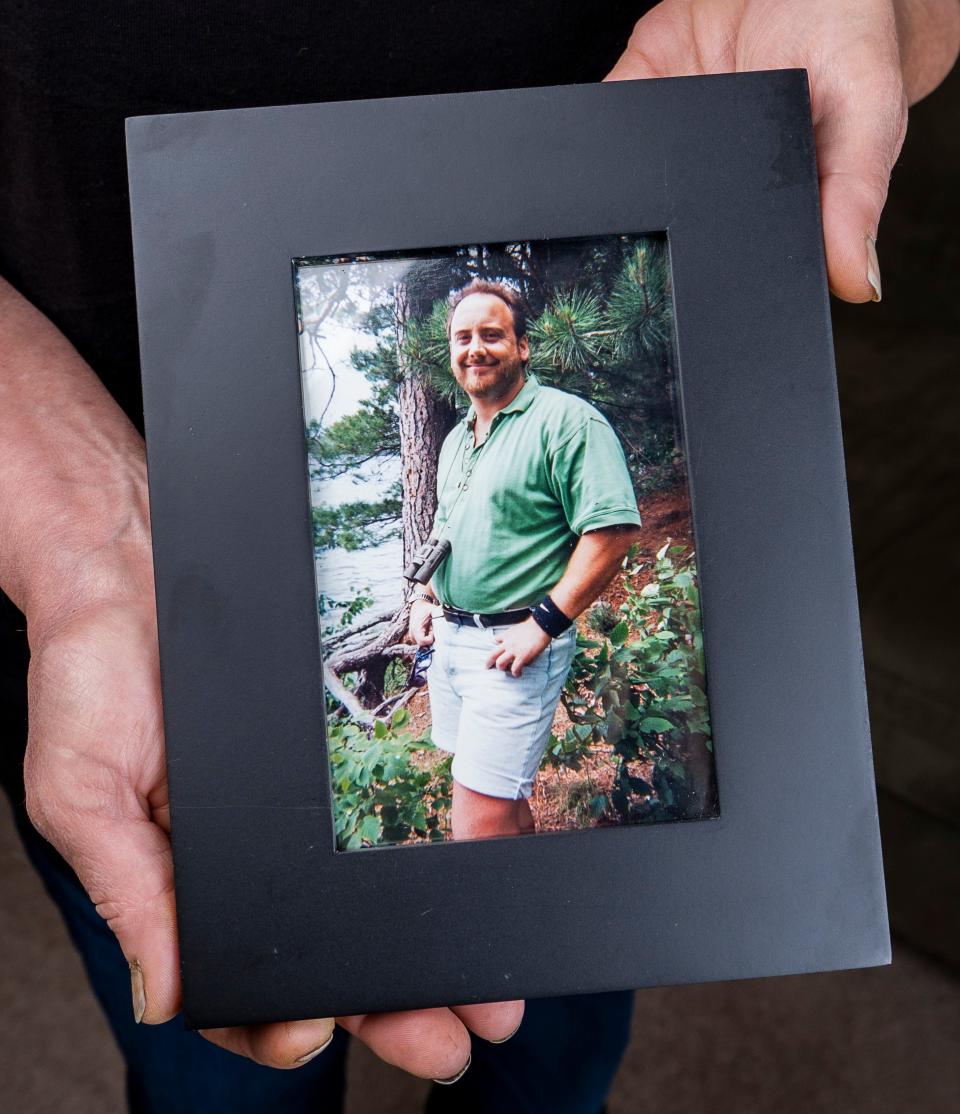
top-left (547, 415), bottom-right (642, 534)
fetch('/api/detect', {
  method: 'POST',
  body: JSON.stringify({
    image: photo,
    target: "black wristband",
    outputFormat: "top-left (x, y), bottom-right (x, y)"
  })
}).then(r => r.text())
top-left (530, 594), bottom-right (573, 638)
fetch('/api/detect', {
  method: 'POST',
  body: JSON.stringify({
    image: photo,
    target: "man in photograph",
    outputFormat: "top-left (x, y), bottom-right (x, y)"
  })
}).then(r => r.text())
top-left (408, 279), bottom-right (643, 841)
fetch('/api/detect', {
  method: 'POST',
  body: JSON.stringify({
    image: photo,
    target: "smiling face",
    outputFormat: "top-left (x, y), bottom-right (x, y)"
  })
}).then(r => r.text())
top-left (448, 293), bottom-right (529, 403)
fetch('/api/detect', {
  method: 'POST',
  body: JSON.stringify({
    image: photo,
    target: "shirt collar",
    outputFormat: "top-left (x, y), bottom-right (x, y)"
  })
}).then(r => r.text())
top-left (464, 373), bottom-right (540, 426)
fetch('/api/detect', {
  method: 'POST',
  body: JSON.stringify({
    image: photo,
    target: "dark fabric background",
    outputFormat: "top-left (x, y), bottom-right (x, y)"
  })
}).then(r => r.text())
top-left (0, 0), bottom-right (644, 801)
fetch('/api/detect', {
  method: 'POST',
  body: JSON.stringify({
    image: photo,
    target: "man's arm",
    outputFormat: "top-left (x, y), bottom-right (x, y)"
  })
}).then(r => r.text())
top-left (486, 524), bottom-right (642, 676)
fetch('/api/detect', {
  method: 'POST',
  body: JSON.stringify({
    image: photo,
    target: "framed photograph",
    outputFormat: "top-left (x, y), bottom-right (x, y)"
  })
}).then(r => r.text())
top-left (297, 234), bottom-right (717, 854)
top-left (127, 71), bottom-right (889, 1028)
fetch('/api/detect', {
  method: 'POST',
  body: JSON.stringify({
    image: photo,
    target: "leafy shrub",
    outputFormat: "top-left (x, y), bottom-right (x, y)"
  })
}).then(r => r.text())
top-left (327, 706), bottom-right (453, 850)
top-left (542, 544), bottom-right (715, 823)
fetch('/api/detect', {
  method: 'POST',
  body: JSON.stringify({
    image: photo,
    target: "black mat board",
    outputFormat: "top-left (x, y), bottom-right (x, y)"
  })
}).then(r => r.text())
top-left (126, 72), bottom-right (889, 1028)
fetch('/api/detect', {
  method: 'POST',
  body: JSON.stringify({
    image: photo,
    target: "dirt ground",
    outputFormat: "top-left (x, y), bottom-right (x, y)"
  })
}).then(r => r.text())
top-left (406, 480), bottom-right (696, 834)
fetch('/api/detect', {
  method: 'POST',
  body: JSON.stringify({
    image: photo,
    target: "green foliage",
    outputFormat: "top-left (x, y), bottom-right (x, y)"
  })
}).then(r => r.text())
top-left (327, 708), bottom-right (453, 850)
top-left (318, 584), bottom-right (373, 637)
top-left (311, 486), bottom-right (402, 551)
top-left (607, 242), bottom-right (675, 363)
top-left (403, 301), bottom-right (463, 405)
top-left (307, 403), bottom-right (398, 480)
top-left (528, 288), bottom-right (607, 375)
top-left (542, 546), bottom-right (713, 824)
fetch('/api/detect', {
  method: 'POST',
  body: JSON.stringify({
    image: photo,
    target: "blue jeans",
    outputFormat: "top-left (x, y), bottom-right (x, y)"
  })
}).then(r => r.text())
top-left (13, 800), bottom-right (633, 1113)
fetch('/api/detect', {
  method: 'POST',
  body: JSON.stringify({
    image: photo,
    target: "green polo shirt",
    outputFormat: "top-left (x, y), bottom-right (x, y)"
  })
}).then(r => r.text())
top-left (431, 375), bottom-right (641, 612)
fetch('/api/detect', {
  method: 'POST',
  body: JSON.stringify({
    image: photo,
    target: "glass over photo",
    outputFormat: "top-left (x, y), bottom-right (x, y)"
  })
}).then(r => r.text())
top-left (295, 235), bottom-right (718, 852)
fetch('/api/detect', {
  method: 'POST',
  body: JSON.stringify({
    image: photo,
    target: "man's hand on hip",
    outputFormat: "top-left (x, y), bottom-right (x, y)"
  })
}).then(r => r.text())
top-left (486, 618), bottom-right (552, 676)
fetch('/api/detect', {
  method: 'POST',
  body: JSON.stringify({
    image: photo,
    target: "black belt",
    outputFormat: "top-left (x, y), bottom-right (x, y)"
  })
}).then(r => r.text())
top-left (442, 605), bottom-right (531, 628)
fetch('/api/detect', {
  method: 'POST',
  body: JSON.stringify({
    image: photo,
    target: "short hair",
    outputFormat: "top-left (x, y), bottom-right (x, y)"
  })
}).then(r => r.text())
top-left (447, 280), bottom-right (527, 341)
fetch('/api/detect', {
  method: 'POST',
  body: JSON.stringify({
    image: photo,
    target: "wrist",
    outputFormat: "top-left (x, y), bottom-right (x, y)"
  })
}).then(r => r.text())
top-left (10, 454), bottom-right (155, 646)
top-left (0, 277), bottom-right (156, 643)
top-left (530, 595), bottom-right (573, 639)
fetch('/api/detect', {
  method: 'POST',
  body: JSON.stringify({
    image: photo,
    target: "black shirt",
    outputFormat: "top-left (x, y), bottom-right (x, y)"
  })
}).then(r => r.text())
top-left (0, 1), bottom-right (648, 796)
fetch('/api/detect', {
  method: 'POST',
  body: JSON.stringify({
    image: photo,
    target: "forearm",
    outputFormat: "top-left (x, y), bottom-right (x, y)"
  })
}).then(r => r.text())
top-left (548, 526), bottom-right (642, 620)
top-left (0, 277), bottom-right (152, 638)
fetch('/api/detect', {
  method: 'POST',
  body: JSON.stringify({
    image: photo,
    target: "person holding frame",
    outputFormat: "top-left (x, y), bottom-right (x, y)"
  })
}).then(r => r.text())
top-left (0, 1), bottom-right (955, 1110)
top-left (406, 280), bottom-right (643, 840)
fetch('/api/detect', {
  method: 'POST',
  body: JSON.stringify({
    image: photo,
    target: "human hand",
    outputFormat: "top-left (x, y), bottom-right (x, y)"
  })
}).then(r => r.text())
top-left (1, 275), bottom-right (522, 1078)
top-left (409, 598), bottom-right (435, 647)
top-left (23, 590), bottom-right (522, 1074)
top-left (486, 618), bottom-right (552, 676)
top-left (605, 0), bottom-right (960, 302)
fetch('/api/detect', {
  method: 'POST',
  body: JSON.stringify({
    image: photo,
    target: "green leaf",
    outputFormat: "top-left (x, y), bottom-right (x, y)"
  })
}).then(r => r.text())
top-left (640, 716), bottom-right (675, 734)
top-left (373, 719), bottom-right (388, 739)
top-left (391, 707), bottom-right (410, 728)
top-left (359, 815), bottom-right (381, 843)
top-left (609, 621), bottom-right (629, 646)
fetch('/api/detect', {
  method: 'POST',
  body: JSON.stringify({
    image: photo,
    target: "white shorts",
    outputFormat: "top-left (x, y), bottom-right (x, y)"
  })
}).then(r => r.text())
top-left (427, 617), bottom-right (578, 800)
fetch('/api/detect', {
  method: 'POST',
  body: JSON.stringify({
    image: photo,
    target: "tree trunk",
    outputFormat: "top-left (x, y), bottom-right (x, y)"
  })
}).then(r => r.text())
top-left (334, 281), bottom-right (457, 710)
top-left (394, 282), bottom-right (458, 570)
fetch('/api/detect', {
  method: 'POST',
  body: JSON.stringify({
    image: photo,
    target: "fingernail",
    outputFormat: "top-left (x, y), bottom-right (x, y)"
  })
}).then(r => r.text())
top-left (866, 234), bottom-right (882, 302)
top-left (433, 1053), bottom-right (471, 1085)
top-left (489, 1021), bottom-right (522, 1045)
top-left (129, 960), bottom-right (146, 1024)
top-left (294, 1031), bottom-right (335, 1065)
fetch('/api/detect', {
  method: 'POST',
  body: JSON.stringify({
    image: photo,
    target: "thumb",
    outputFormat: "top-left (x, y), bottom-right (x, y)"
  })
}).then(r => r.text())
top-left (812, 65), bottom-right (908, 303)
top-left (23, 631), bottom-right (180, 1026)
top-left (26, 788), bottom-right (181, 1024)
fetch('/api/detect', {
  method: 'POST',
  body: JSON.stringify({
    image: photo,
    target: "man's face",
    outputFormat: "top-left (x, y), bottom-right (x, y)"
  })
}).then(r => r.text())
top-left (448, 293), bottom-right (529, 401)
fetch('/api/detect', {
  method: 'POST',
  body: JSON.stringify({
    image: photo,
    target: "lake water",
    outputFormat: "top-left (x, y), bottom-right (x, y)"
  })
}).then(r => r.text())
top-left (312, 458), bottom-right (406, 626)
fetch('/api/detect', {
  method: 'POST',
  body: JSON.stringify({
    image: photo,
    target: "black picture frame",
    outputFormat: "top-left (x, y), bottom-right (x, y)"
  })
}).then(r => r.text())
top-left (126, 71), bottom-right (889, 1029)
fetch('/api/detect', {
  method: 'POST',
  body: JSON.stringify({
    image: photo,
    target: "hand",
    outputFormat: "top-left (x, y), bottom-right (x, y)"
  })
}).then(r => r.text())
top-left (606, 0), bottom-right (960, 302)
top-left (485, 618), bottom-right (552, 676)
top-left (409, 598), bottom-right (435, 647)
top-left (23, 588), bottom-right (521, 1076)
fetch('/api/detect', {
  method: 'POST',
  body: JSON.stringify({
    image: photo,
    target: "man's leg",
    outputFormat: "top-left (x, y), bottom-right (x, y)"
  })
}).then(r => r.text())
top-left (451, 780), bottom-right (534, 840)
top-left (516, 797), bottom-right (535, 833)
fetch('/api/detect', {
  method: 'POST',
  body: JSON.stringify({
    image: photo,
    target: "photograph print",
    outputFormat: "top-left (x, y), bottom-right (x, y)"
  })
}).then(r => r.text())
top-left (295, 234), bottom-right (718, 852)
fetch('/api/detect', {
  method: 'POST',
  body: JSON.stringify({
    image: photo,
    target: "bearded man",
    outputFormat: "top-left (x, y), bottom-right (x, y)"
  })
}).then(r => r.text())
top-left (408, 279), bottom-right (643, 840)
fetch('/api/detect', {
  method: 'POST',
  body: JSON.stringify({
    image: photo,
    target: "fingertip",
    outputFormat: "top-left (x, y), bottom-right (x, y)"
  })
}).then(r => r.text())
top-left (825, 233), bottom-right (882, 303)
top-left (200, 1017), bottom-right (337, 1069)
top-left (820, 177), bottom-right (884, 304)
top-left (453, 999), bottom-right (525, 1043)
top-left (338, 1007), bottom-right (471, 1081)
